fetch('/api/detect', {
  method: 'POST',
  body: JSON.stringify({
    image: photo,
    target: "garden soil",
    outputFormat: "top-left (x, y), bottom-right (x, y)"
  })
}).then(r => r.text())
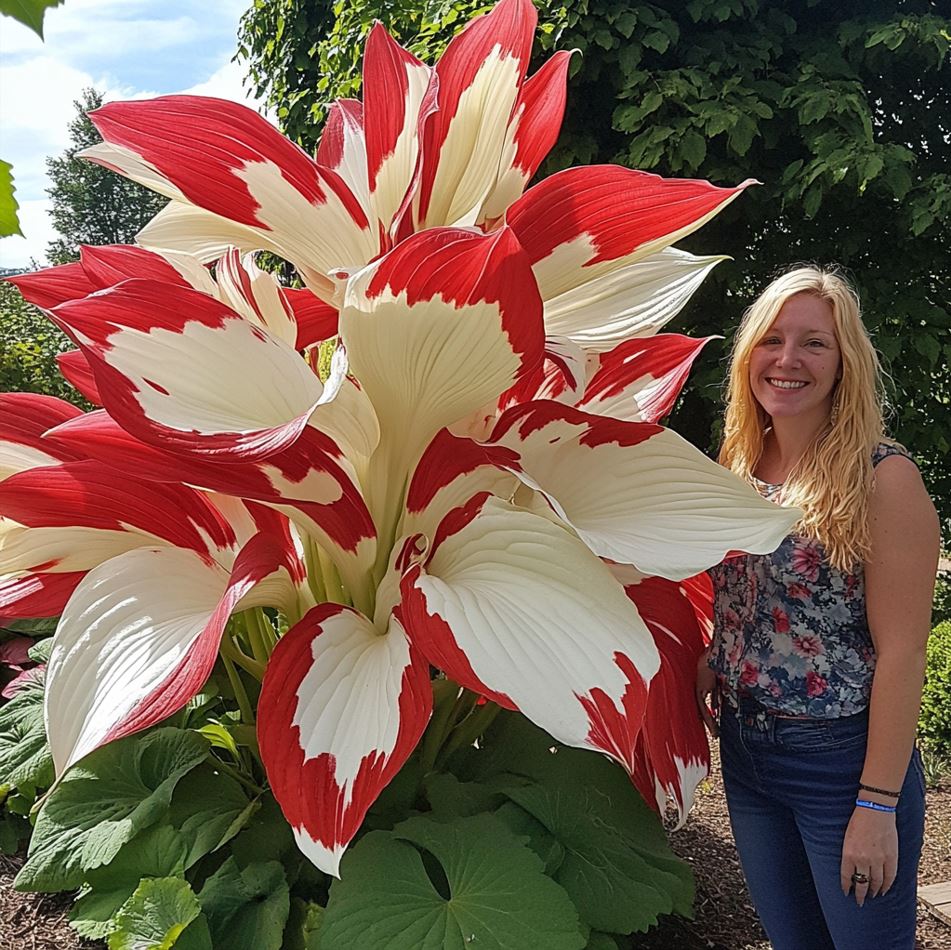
top-left (2, 745), bottom-right (948, 950)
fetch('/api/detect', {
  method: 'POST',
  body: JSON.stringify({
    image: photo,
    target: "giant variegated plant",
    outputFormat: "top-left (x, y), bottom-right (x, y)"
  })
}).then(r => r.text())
top-left (2, 0), bottom-right (796, 878)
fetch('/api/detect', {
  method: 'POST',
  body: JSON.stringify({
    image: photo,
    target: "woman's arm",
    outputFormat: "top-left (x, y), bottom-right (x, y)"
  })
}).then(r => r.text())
top-left (839, 454), bottom-right (940, 904)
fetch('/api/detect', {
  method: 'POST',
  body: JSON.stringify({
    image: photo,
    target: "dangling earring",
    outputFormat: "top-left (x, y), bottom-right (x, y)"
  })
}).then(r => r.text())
top-left (830, 384), bottom-right (841, 426)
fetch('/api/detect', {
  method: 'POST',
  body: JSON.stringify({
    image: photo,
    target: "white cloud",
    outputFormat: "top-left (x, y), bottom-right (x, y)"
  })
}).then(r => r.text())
top-left (0, 199), bottom-right (56, 270)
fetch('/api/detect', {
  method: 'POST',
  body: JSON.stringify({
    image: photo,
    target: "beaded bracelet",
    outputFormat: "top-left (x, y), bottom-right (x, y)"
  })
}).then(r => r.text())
top-left (855, 799), bottom-right (897, 813)
top-left (858, 782), bottom-right (900, 799)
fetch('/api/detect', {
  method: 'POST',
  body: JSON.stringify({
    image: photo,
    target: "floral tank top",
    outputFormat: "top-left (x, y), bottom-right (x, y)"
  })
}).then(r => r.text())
top-left (709, 442), bottom-right (913, 719)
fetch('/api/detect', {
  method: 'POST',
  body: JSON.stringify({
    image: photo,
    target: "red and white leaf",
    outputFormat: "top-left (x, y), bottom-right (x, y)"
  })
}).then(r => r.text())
top-left (86, 97), bottom-right (380, 291)
top-left (400, 493), bottom-right (659, 774)
top-left (57, 351), bottom-right (102, 405)
top-left (215, 249), bottom-right (298, 347)
top-left (0, 571), bottom-right (84, 621)
top-left (490, 401), bottom-right (799, 579)
top-left (284, 288), bottom-right (339, 349)
top-left (45, 535), bottom-right (284, 775)
top-left (341, 226), bottom-right (543, 463)
top-left (413, 0), bottom-right (536, 228)
top-left (625, 574), bottom-right (712, 824)
top-left (53, 279), bottom-right (327, 461)
top-left (479, 49), bottom-right (573, 223)
top-left (0, 459), bottom-right (236, 575)
top-left (403, 428), bottom-right (519, 543)
top-left (44, 410), bottom-right (377, 592)
top-left (538, 248), bottom-right (727, 351)
top-left (317, 99), bottom-right (372, 223)
top-left (258, 603), bottom-right (431, 876)
top-left (0, 393), bottom-right (84, 478)
top-left (6, 262), bottom-right (98, 311)
top-left (362, 24), bottom-right (432, 234)
top-left (579, 333), bottom-right (716, 423)
top-left (500, 335), bottom-right (587, 411)
top-left (136, 199), bottom-right (271, 266)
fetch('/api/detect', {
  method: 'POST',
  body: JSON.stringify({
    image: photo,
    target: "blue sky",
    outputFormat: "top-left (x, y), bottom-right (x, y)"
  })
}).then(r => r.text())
top-left (0, 0), bottom-right (266, 268)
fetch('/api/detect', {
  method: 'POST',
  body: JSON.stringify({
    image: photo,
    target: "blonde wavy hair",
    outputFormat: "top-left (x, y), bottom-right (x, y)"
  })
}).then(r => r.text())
top-left (719, 266), bottom-right (887, 571)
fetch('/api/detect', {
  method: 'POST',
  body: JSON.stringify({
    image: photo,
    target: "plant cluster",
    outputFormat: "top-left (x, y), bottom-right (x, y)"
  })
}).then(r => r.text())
top-left (1, 1), bottom-right (798, 945)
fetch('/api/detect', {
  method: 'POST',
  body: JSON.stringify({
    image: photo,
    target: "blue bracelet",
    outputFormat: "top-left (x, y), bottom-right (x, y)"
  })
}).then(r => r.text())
top-left (855, 798), bottom-right (897, 813)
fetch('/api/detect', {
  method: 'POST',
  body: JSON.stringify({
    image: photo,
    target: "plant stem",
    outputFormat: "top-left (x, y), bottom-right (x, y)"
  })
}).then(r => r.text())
top-left (220, 634), bottom-right (265, 681)
top-left (418, 678), bottom-right (462, 775)
top-left (303, 533), bottom-right (327, 604)
top-left (437, 700), bottom-right (503, 768)
top-left (245, 608), bottom-right (274, 664)
top-left (210, 755), bottom-right (264, 796)
top-left (317, 544), bottom-right (347, 605)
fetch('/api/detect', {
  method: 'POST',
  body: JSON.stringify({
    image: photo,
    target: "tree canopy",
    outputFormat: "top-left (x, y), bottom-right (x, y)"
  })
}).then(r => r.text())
top-left (45, 88), bottom-right (167, 264)
top-left (237, 0), bottom-right (950, 526)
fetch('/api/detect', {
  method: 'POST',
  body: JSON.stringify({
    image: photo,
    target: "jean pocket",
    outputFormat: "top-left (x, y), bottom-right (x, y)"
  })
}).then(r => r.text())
top-left (777, 717), bottom-right (867, 753)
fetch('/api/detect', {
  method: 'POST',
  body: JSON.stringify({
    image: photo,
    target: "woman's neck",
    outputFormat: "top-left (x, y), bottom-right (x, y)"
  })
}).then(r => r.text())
top-left (758, 415), bottom-right (828, 482)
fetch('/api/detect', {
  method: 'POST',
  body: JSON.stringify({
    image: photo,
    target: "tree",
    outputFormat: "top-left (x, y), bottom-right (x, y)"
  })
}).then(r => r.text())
top-left (45, 88), bottom-right (167, 264)
top-left (237, 0), bottom-right (950, 528)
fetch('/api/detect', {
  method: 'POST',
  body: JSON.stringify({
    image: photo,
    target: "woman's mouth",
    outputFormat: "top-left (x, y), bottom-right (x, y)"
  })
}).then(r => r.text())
top-left (765, 378), bottom-right (808, 390)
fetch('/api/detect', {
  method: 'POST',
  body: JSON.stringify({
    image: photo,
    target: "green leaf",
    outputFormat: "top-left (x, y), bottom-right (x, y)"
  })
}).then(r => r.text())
top-left (108, 877), bottom-right (206, 950)
top-left (16, 728), bottom-right (209, 891)
top-left (167, 764), bottom-right (257, 869)
top-left (423, 772), bottom-right (503, 818)
top-left (498, 780), bottom-right (690, 933)
top-left (27, 636), bottom-right (54, 662)
top-left (585, 935), bottom-right (620, 950)
top-left (0, 0), bottom-right (63, 38)
top-left (321, 814), bottom-right (586, 950)
top-left (0, 159), bottom-right (20, 236)
top-left (461, 713), bottom-right (693, 920)
top-left (0, 679), bottom-right (53, 790)
top-left (679, 130), bottom-right (707, 170)
top-left (228, 793), bottom-right (296, 867)
top-left (197, 857), bottom-right (289, 950)
top-left (70, 825), bottom-right (190, 938)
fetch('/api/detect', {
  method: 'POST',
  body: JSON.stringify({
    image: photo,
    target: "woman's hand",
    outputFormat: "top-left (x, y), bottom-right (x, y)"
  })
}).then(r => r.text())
top-left (695, 650), bottom-right (719, 737)
top-left (839, 806), bottom-right (899, 906)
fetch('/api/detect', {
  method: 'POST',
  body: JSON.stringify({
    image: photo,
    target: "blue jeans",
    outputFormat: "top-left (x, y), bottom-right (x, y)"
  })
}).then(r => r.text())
top-left (719, 696), bottom-right (926, 950)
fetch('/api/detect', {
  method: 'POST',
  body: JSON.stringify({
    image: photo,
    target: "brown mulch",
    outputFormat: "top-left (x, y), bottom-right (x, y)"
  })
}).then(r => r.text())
top-left (2, 751), bottom-right (949, 950)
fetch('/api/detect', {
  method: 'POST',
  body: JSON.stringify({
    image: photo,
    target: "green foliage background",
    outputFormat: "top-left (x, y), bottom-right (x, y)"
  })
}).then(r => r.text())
top-left (920, 616), bottom-right (951, 758)
top-left (237, 0), bottom-right (951, 528)
top-left (0, 282), bottom-right (79, 404)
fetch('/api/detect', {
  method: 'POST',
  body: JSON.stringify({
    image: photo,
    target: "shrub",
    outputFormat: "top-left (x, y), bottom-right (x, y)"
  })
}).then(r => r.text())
top-left (919, 619), bottom-right (951, 757)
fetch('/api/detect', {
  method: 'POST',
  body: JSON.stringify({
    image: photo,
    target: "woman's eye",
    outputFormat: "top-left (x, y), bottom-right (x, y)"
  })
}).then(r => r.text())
top-left (760, 337), bottom-right (781, 345)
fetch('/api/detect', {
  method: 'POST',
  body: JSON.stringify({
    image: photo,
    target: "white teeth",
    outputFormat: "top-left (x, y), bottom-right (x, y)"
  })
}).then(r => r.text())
top-left (767, 379), bottom-right (807, 390)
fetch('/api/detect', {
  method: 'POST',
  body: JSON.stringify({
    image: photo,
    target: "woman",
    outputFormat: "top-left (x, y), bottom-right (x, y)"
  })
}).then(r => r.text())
top-left (696, 266), bottom-right (939, 949)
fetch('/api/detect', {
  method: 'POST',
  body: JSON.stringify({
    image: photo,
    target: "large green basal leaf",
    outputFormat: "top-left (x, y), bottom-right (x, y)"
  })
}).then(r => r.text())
top-left (498, 782), bottom-right (689, 934)
top-left (0, 678), bottom-right (52, 789)
top-left (167, 764), bottom-right (257, 869)
top-left (464, 712), bottom-right (691, 868)
top-left (320, 813), bottom-right (587, 950)
top-left (197, 857), bottom-right (289, 950)
top-left (16, 728), bottom-right (209, 891)
top-left (70, 825), bottom-right (190, 939)
top-left (108, 876), bottom-right (211, 950)
top-left (461, 713), bottom-right (694, 931)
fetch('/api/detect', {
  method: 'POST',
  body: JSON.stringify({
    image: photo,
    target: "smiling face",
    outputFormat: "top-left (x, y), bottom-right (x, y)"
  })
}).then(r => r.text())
top-left (748, 292), bottom-right (841, 426)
